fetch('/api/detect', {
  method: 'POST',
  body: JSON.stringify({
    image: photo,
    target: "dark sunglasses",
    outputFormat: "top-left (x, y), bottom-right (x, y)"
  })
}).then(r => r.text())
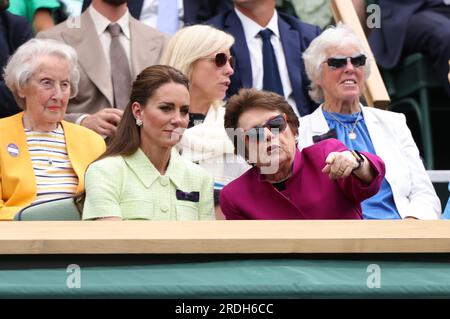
top-left (324, 54), bottom-right (367, 69)
top-left (203, 53), bottom-right (235, 69)
top-left (244, 114), bottom-right (288, 141)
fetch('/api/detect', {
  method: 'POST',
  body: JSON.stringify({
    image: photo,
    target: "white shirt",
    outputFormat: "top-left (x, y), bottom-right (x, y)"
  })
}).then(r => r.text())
top-left (88, 5), bottom-right (132, 72)
top-left (59, 0), bottom-right (83, 17)
top-left (140, 0), bottom-right (184, 30)
top-left (234, 8), bottom-right (298, 117)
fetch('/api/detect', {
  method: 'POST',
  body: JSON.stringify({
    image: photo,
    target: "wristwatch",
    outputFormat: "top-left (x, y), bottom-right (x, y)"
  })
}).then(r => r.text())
top-left (350, 150), bottom-right (364, 171)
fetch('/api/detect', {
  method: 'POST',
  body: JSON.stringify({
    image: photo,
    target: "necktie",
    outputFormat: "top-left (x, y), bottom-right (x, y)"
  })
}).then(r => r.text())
top-left (157, 0), bottom-right (179, 35)
top-left (107, 23), bottom-right (132, 109)
top-left (259, 29), bottom-right (284, 96)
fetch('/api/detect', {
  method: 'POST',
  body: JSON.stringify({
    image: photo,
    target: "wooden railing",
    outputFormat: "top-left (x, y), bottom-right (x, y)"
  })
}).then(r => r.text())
top-left (1, 220), bottom-right (450, 254)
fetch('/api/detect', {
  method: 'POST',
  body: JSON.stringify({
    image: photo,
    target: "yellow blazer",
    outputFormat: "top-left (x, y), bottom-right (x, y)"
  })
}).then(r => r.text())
top-left (0, 112), bottom-right (106, 220)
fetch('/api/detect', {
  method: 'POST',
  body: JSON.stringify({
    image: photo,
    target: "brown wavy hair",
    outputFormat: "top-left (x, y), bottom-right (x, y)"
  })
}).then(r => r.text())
top-left (74, 65), bottom-right (189, 213)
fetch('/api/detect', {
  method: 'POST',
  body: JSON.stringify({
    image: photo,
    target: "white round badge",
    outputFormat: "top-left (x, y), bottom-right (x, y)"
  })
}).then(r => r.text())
top-left (7, 143), bottom-right (19, 157)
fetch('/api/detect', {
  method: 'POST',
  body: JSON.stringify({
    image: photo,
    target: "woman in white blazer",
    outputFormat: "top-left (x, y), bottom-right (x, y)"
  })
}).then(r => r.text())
top-left (299, 24), bottom-right (440, 219)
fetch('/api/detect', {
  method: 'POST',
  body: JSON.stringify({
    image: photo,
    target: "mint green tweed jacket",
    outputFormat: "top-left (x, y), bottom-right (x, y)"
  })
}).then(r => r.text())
top-left (82, 148), bottom-right (214, 220)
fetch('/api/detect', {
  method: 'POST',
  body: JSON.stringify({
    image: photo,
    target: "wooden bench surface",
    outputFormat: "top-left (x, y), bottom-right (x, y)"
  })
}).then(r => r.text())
top-left (1, 220), bottom-right (450, 254)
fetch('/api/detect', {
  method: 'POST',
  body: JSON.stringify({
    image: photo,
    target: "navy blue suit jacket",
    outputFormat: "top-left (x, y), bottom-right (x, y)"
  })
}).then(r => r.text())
top-left (207, 10), bottom-right (320, 116)
top-left (368, 0), bottom-right (444, 69)
top-left (0, 11), bottom-right (33, 118)
top-left (82, 0), bottom-right (232, 25)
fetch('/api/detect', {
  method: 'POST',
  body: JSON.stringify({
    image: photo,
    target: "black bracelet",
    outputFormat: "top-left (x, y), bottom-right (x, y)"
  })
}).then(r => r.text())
top-left (351, 150), bottom-right (364, 171)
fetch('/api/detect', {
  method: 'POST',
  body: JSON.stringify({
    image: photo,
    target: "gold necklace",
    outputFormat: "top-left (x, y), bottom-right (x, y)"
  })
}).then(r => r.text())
top-left (326, 109), bottom-right (362, 140)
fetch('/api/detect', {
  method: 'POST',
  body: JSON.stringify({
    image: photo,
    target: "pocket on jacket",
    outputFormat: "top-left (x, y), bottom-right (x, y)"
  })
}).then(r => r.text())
top-left (120, 199), bottom-right (154, 220)
top-left (176, 202), bottom-right (199, 220)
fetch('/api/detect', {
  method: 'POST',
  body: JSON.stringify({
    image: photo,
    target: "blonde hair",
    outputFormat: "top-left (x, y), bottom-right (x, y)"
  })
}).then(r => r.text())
top-left (160, 24), bottom-right (235, 80)
top-left (303, 23), bottom-right (371, 103)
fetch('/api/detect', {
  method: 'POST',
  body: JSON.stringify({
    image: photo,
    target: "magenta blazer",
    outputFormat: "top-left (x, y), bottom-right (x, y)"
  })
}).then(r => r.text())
top-left (220, 139), bottom-right (385, 220)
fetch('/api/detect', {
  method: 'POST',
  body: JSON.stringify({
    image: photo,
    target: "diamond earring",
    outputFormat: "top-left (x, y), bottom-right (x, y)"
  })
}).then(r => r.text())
top-left (136, 118), bottom-right (143, 127)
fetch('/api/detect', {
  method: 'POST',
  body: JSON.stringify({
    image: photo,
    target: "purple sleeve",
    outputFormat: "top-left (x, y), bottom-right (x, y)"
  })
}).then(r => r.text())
top-left (337, 151), bottom-right (386, 204)
top-left (219, 187), bottom-right (245, 220)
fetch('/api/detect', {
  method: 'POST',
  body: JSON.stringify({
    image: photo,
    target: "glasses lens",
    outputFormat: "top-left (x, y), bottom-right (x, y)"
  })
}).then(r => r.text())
top-left (229, 56), bottom-right (235, 69)
top-left (245, 127), bottom-right (265, 141)
top-left (245, 115), bottom-right (287, 141)
top-left (350, 54), bottom-right (366, 67)
top-left (215, 53), bottom-right (227, 67)
top-left (266, 114), bottom-right (287, 134)
top-left (327, 57), bottom-right (347, 68)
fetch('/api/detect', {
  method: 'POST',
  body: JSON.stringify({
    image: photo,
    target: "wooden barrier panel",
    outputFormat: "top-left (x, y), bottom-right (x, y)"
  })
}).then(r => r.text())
top-left (1, 220), bottom-right (450, 254)
top-left (331, 0), bottom-right (391, 108)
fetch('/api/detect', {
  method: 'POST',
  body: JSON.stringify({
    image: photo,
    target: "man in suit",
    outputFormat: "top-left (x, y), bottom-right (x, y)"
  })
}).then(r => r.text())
top-left (82, 0), bottom-right (233, 31)
top-left (38, 0), bottom-right (166, 137)
top-left (207, 0), bottom-right (321, 117)
top-left (0, 0), bottom-right (33, 118)
top-left (368, 0), bottom-right (450, 96)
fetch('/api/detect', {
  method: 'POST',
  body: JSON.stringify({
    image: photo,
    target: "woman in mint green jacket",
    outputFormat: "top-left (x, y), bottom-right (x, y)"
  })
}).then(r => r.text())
top-left (81, 65), bottom-right (214, 220)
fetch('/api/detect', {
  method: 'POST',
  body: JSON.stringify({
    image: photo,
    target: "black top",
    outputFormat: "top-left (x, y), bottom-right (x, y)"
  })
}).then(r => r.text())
top-left (188, 112), bottom-right (206, 128)
top-left (272, 181), bottom-right (287, 191)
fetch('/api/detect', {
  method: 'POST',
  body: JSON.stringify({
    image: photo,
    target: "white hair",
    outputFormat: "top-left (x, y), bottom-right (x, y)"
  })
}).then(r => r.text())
top-left (3, 38), bottom-right (80, 109)
top-left (303, 23), bottom-right (371, 103)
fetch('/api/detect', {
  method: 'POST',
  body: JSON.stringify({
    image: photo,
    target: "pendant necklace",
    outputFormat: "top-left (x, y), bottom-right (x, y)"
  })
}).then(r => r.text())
top-left (326, 109), bottom-right (362, 140)
top-left (36, 135), bottom-right (54, 166)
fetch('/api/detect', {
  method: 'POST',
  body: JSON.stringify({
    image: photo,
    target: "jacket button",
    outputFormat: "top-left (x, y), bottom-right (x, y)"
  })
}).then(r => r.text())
top-left (160, 176), bottom-right (169, 186)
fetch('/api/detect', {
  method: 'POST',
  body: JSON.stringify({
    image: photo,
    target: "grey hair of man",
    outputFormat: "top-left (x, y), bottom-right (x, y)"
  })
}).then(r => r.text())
top-left (3, 38), bottom-right (80, 109)
top-left (302, 23), bottom-right (371, 103)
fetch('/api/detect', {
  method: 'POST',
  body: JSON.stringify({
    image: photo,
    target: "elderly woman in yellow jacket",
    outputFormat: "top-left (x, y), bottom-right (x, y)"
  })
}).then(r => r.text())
top-left (0, 39), bottom-right (105, 220)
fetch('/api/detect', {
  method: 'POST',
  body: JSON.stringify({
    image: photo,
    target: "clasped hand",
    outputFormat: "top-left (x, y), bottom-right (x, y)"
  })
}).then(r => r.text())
top-left (322, 151), bottom-right (358, 180)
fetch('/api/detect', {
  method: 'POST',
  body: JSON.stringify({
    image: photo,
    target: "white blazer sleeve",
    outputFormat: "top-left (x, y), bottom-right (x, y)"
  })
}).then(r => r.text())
top-left (393, 113), bottom-right (441, 219)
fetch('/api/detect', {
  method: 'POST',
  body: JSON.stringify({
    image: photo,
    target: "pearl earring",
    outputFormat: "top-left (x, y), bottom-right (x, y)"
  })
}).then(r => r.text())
top-left (136, 118), bottom-right (143, 127)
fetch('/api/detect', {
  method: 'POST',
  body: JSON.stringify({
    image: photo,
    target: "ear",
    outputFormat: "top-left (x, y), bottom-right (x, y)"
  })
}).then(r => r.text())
top-left (17, 86), bottom-right (26, 99)
top-left (131, 102), bottom-right (142, 120)
top-left (315, 74), bottom-right (323, 87)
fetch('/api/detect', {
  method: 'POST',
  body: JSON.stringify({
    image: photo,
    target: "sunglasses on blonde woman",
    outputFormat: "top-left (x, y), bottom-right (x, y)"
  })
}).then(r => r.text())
top-left (201, 53), bottom-right (235, 69)
top-left (244, 114), bottom-right (288, 142)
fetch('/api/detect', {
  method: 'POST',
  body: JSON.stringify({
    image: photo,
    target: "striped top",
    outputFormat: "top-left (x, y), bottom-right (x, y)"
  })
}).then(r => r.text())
top-left (25, 124), bottom-right (78, 204)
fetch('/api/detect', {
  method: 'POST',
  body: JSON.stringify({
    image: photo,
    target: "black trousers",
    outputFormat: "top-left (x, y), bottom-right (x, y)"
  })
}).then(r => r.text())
top-left (403, 5), bottom-right (450, 96)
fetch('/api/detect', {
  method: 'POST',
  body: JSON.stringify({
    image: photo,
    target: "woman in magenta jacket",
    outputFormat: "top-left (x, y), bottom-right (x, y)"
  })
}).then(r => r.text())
top-left (220, 89), bottom-right (385, 220)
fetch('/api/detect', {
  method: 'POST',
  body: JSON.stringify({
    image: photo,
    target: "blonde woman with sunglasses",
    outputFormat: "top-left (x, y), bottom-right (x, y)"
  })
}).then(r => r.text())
top-left (160, 24), bottom-right (250, 218)
top-left (299, 24), bottom-right (441, 220)
top-left (220, 88), bottom-right (385, 220)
